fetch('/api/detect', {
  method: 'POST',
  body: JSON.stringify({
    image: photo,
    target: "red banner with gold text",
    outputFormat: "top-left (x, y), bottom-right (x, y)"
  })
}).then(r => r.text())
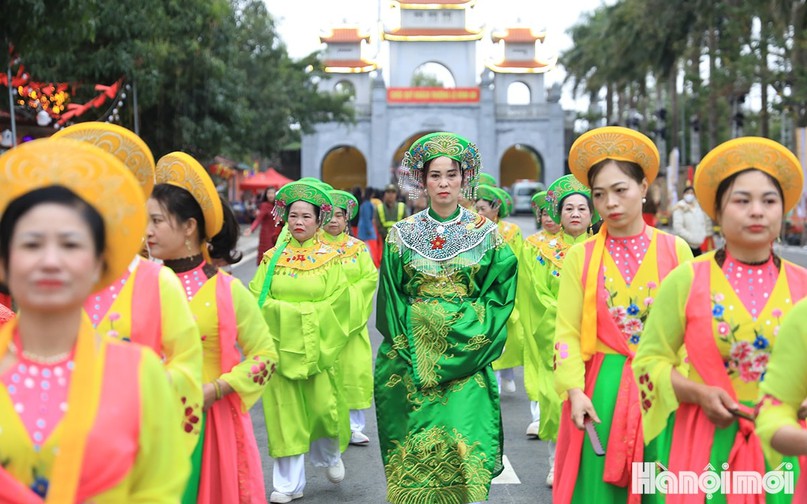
top-left (387, 87), bottom-right (480, 103)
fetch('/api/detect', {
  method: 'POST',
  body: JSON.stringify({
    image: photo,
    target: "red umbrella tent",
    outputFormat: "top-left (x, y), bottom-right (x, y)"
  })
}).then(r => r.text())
top-left (239, 168), bottom-right (294, 190)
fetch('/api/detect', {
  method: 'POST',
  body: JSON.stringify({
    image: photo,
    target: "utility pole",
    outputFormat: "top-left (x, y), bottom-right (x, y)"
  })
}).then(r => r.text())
top-left (7, 48), bottom-right (17, 147)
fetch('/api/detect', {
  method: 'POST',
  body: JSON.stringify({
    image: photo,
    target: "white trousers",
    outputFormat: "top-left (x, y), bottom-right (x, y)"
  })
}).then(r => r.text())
top-left (272, 437), bottom-right (341, 494)
top-left (349, 409), bottom-right (366, 433)
top-left (494, 368), bottom-right (516, 393)
top-left (547, 440), bottom-right (556, 467)
top-left (530, 400), bottom-right (541, 423)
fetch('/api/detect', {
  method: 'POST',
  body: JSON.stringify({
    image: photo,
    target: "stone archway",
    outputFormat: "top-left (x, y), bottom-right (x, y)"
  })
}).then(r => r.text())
top-left (411, 62), bottom-right (456, 88)
top-left (334, 80), bottom-right (356, 99)
top-left (321, 145), bottom-right (367, 189)
top-left (506, 82), bottom-right (531, 105)
top-left (499, 144), bottom-right (543, 188)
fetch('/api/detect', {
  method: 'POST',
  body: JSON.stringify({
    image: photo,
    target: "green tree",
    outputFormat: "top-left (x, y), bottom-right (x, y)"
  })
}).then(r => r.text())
top-left (411, 71), bottom-right (445, 88)
top-left (2, 0), bottom-right (352, 162)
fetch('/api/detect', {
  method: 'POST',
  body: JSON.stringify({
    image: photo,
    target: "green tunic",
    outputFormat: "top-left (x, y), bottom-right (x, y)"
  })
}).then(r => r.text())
top-left (321, 231), bottom-right (379, 410)
top-left (249, 236), bottom-right (352, 458)
top-left (521, 231), bottom-right (587, 440)
top-left (374, 206), bottom-right (518, 504)
top-left (492, 220), bottom-right (526, 371)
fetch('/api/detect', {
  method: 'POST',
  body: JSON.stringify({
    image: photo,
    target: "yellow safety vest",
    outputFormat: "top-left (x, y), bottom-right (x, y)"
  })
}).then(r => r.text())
top-left (376, 202), bottom-right (405, 230)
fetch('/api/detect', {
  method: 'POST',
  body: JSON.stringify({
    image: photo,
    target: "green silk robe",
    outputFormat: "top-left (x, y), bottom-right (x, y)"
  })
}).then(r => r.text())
top-left (374, 207), bottom-right (518, 504)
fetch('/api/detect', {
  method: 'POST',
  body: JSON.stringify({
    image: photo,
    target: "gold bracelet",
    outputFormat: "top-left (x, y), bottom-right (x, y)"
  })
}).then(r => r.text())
top-left (212, 380), bottom-right (222, 401)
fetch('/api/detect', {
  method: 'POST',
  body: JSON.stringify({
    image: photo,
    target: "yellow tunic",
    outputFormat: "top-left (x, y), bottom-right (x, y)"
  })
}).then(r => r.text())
top-left (0, 319), bottom-right (189, 502)
top-left (190, 271), bottom-right (278, 409)
top-left (88, 258), bottom-right (203, 454)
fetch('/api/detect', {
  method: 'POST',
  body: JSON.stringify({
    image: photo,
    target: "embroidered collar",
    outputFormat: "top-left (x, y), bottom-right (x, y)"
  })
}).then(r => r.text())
top-left (497, 220), bottom-right (520, 243)
top-left (390, 207), bottom-right (497, 261)
top-left (525, 230), bottom-right (560, 248)
top-left (319, 231), bottom-right (365, 258)
top-left (269, 236), bottom-right (341, 271)
top-left (533, 232), bottom-right (587, 269)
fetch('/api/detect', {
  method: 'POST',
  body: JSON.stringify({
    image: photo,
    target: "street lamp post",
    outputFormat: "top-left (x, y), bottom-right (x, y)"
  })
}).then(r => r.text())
top-left (7, 61), bottom-right (17, 148)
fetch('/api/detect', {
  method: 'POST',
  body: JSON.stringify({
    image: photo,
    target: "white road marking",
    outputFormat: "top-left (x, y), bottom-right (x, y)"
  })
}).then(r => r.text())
top-left (492, 455), bottom-right (521, 484)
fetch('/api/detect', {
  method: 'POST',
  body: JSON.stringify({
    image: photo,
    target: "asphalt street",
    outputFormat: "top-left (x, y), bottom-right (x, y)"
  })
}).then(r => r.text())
top-left (232, 214), bottom-right (807, 503)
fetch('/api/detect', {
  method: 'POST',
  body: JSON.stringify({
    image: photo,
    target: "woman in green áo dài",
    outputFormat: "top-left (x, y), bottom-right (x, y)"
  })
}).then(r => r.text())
top-left (375, 132), bottom-right (518, 504)
top-left (250, 181), bottom-right (351, 504)
top-left (522, 175), bottom-right (595, 487)
top-left (321, 189), bottom-right (379, 446)
top-left (536, 190), bottom-right (562, 235)
top-left (475, 185), bottom-right (525, 394)
top-left (521, 189), bottom-right (562, 440)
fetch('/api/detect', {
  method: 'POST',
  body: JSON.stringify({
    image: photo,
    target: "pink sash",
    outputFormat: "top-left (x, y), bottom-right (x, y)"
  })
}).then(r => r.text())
top-left (130, 259), bottom-right (163, 353)
top-left (198, 274), bottom-right (266, 504)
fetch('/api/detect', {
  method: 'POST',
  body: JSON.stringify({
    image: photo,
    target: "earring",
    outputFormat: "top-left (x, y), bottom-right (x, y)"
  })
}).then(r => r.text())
top-left (642, 197), bottom-right (647, 204)
top-left (185, 238), bottom-right (192, 253)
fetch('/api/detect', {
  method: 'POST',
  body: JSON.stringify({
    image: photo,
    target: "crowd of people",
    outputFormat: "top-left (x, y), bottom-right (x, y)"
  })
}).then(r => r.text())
top-left (0, 123), bottom-right (807, 504)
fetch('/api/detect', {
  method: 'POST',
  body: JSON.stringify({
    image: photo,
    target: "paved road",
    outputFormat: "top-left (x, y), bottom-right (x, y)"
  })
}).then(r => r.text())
top-left (232, 215), bottom-right (807, 503)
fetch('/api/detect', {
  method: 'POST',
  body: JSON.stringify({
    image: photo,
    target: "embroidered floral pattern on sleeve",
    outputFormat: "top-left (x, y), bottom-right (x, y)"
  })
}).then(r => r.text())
top-left (247, 355), bottom-right (276, 386)
top-left (637, 372), bottom-right (655, 413)
top-left (553, 341), bottom-right (569, 370)
top-left (181, 395), bottom-right (202, 434)
top-left (755, 393), bottom-right (784, 419)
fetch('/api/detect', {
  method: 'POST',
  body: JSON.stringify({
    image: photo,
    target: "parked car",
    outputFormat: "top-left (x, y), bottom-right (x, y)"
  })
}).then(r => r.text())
top-left (510, 180), bottom-right (545, 214)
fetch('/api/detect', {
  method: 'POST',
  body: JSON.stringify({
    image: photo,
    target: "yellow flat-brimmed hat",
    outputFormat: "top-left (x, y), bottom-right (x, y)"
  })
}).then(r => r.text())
top-left (0, 138), bottom-right (147, 292)
top-left (53, 122), bottom-right (155, 196)
top-left (695, 136), bottom-right (803, 221)
top-left (155, 152), bottom-right (224, 239)
top-left (568, 126), bottom-right (660, 187)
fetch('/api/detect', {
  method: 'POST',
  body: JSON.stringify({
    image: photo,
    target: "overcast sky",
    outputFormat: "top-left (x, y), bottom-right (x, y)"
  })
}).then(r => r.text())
top-left (265, 0), bottom-right (608, 110)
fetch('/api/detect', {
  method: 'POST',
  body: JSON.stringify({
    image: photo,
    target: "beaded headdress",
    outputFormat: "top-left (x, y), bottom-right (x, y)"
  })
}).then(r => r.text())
top-left (329, 190), bottom-right (359, 220)
top-left (546, 174), bottom-right (597, 224)
top-left (274, 181), bottom-right (334, 227)
top-left (399, 132), bottom-right (481, 201)
top-left (531, 190), bottom-right (550, 218)
top-left (476, 184), bottom-right (505, 217)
